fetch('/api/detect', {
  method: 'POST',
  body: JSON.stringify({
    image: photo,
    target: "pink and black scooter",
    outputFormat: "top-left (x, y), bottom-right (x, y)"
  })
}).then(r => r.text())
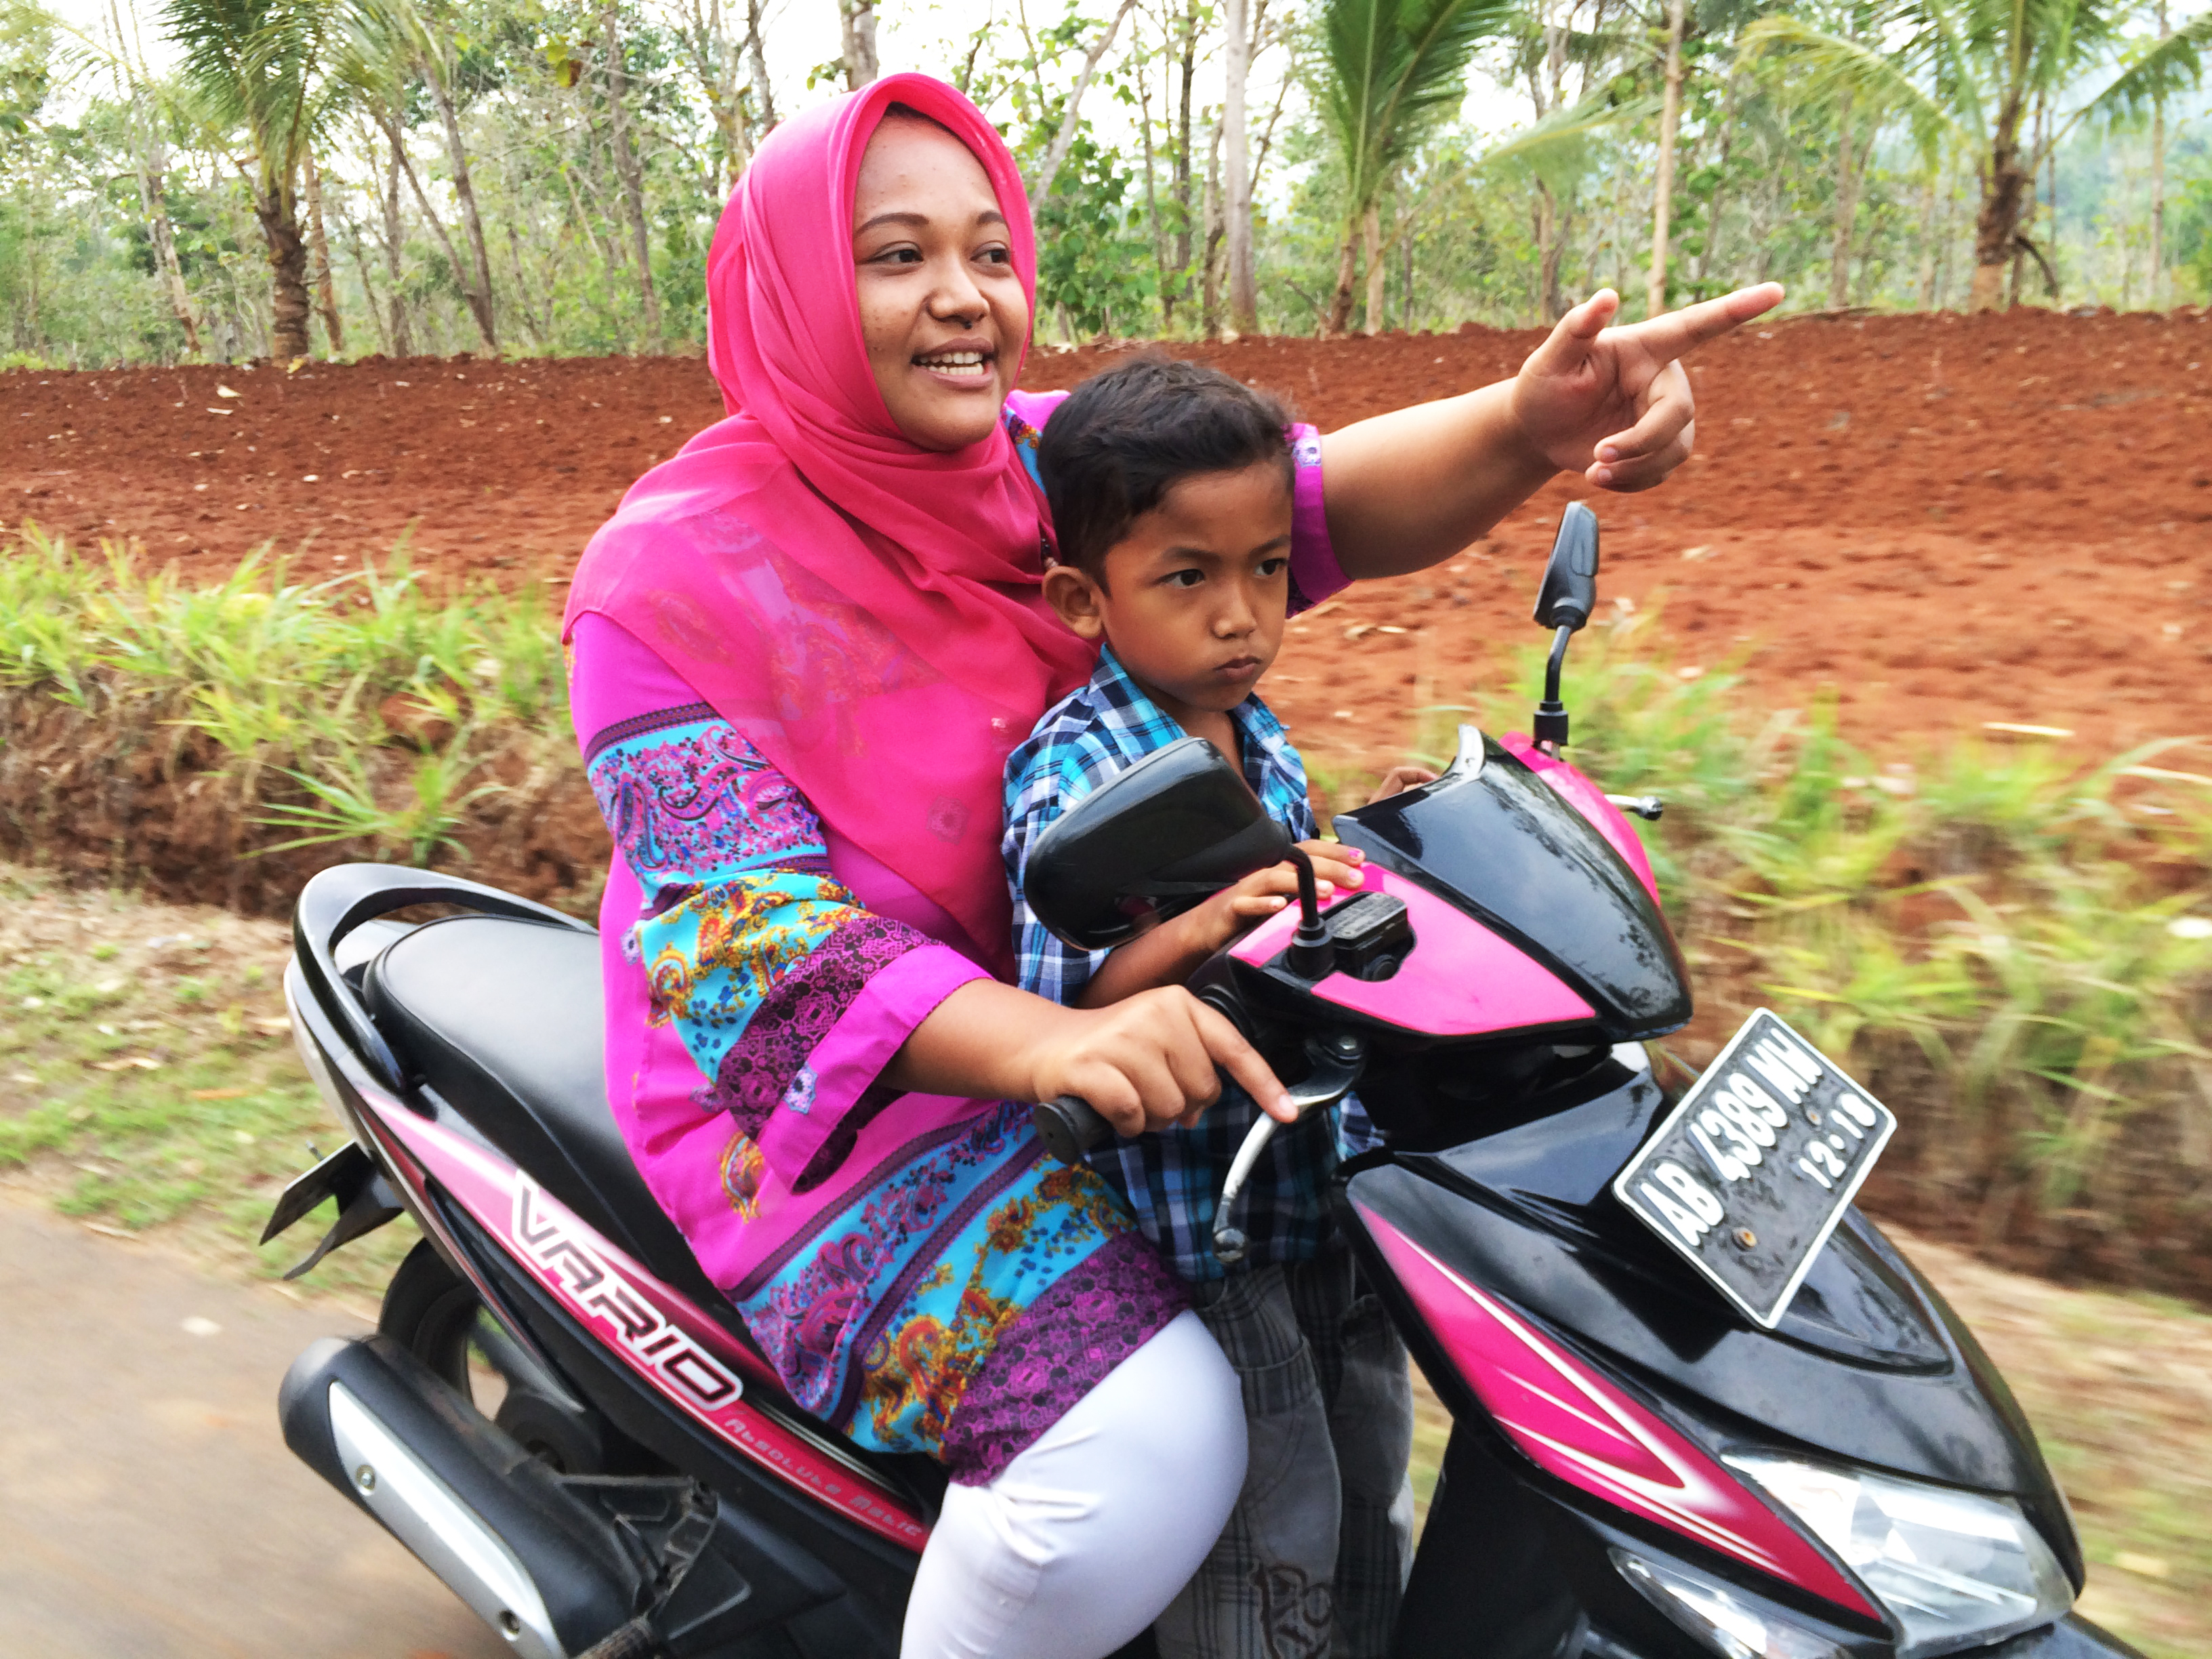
top-left (269, 506), bottom-right (2141, 1659)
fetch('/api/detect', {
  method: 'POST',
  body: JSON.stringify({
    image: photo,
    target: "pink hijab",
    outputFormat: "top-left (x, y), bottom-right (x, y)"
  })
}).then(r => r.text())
top-left (564, 75), bottom-right (1094, 976)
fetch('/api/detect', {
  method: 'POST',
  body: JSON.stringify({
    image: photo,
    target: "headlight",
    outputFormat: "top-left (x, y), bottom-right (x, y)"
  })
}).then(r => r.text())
top-left (1725, 1453), bottom-right (2073, 1658)
top-left (1613, 1551), bottom-right (1843, 1659)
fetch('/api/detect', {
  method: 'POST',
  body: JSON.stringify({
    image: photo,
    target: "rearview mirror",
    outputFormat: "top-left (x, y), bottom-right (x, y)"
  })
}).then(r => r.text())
top-left (1023, 736), bottom-right (1295, 950)
top-left (1532, 500), bottom-right (1601, 632)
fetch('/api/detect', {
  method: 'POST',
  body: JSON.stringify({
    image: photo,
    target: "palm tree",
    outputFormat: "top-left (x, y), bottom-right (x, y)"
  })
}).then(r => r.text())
top-left (164, 0), bottom-right (351, 361)
top-left (1316, 0), bottom-right (1513, 334)
top-left (1742, 0), bottom-right (2211, 310)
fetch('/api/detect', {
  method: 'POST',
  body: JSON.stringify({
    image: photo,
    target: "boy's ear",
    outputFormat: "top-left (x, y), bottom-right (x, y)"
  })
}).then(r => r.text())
top-left (1043, 564), bottom-right (1107, 640)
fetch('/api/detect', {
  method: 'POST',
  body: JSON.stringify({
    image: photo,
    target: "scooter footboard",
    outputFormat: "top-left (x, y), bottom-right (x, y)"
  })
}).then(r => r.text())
top-left (281, 1334), bottom-right (648, 1658)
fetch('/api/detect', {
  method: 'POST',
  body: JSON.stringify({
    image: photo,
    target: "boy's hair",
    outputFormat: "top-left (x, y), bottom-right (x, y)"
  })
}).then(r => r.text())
top-left (1037, 356), bottom-right (1294, 581)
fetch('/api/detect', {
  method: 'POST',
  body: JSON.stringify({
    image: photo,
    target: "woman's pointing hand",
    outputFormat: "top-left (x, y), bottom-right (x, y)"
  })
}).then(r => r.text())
top-left (1511, 283), bottom-right (1784, 493)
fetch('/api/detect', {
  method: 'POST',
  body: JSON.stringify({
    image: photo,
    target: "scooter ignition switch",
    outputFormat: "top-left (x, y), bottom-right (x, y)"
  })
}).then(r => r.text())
top-left (1325, 892), bottom-right (1412, 981)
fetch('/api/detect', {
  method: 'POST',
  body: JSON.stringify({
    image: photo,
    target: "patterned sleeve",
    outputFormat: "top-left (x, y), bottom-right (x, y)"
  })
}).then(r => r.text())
top-left (577, 619), bottom-right (988, 1189)
top-left (1003, 390), bottom-right (1349, 614)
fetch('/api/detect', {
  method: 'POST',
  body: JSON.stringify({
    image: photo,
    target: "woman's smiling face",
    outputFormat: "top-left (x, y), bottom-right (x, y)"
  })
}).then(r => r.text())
top-left (851, 114), bottom-right (1029, 453)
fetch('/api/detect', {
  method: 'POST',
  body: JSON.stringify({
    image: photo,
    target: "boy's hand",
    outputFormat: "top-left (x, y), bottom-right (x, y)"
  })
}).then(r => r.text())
top-left (1369, 766), bottom-right (1439, 803)
top-left (1171, 841), bottom-right (1365, 956)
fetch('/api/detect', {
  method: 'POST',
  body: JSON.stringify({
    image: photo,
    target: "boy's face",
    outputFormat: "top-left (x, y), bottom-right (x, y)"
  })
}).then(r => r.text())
top-left (1044, 461), bottom-right (1294, 722)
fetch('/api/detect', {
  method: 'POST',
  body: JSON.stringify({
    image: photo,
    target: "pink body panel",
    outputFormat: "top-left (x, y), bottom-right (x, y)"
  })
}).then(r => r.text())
top-left (1502, 733), bottom-right (1660, 902)
top-left (1227, 863), bottom-right (1595, 1036)
top-left (368, 1103), bottom-right (930, 1553)
top-left (1355, 1204), bottom-right (1877, 1617)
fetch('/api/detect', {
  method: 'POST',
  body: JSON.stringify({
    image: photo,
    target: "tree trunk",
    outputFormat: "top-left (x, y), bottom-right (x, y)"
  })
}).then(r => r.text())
top-left (1223, 0), bottom-right (1256, 336)
top-left (1025, 0), bottom-right (1137, 211)
top-left (340, 199), bottom-right (390, 356)
top-left (1916, 163), bottom-right (1940, 311)
top-left (1536, 181), bottom-right (1565, 323)
top-left (380, 111), bottom-right (492, 352)
top-left (304, 147), bottom-right (345, 357)
top-left (1201, 115), bottom-right (1225, 337)
top-left (1361, 198), bottom-right (1385, 334)
top-left (603, 5), bottom-right (663, 347)
top-left (1829, 94), bottom-right (1860, 310)
top-left (1172, 0), bottom-right (1198, 310)
top-left (1402, 224), bottom-right (1415, 328)
top-left (1970, 155), bottom-right (2030, 312)
top-left (1139, 49), bottom-right (1169, 325)
top-left (1693, 81), bottom-right (1736, 292)
top-left (423, 59), bottom-right (499, 350)
top-left (678, 0), bottom-right (752, 188)
top-left (745, 0), bottom-right (777, 134)
top-left (1647, 0), bottom-right (1685, 319)
top-left (1326, 220), bottom-right (1359, 335)
top-left (382, 125), bottom-right (414, 358)
top-left (506, 220), bottom-right (550, 346)
top-left (2151, 0), bottom-right (2169, 308)
top-left (838, 0), bottom-right (878, 87)
top-left (251, 182), bottom-right (313, 364)
top-left (141, 150), bottom-right (201, 357)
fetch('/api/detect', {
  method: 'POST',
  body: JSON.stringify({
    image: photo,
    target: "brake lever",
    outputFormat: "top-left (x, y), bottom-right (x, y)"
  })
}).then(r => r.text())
top-left (1212, 1032), bottom-right (1367, 1264)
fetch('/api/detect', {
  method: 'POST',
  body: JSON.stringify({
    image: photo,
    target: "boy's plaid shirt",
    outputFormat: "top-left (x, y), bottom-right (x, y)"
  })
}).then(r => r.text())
top-left (1002, 646), bottom-right (1379, 1282)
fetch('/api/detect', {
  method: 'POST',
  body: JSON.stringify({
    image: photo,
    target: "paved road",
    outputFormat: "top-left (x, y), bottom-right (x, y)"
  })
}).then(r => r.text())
top-left (0, 1197), bottom-right (507, 1659)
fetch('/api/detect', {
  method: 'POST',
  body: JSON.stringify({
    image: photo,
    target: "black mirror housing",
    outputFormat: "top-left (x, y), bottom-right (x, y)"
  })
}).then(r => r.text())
top-left (1532, 500), bottom-right (1601, 632)
top-left (1022, 735), bottom-right (1295, 951)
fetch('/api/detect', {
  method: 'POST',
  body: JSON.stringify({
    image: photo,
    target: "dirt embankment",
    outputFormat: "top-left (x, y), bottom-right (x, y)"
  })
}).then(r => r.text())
top-left (0, 683), bottom-right (607, 917)
top-left (9, 309), bottom-right (2211, 758)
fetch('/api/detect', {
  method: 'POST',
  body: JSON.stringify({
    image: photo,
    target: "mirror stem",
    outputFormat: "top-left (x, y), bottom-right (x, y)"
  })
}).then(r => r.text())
top-left (1283, 846), bottom-right (1335, 978)
top-left (1534, 623), bottom-right (1574, 754)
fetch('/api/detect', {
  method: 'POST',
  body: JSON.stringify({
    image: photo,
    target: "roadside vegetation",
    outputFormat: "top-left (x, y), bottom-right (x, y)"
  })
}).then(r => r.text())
top-left (0, 521), bottom-right (604, 915)
top-left (1353, 607), bottom-right (2212, 1299)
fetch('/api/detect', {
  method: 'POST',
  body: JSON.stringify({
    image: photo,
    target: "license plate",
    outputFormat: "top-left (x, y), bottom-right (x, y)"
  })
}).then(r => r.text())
top-left (1612, 1010), bottom-right (1897, 1329)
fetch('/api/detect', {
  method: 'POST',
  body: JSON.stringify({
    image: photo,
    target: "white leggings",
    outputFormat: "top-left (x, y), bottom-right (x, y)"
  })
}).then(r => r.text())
top-left (902, 1311), bottom-right (1248, 1659)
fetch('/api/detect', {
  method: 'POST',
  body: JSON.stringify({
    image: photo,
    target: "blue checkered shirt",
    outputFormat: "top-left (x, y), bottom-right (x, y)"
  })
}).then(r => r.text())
top-left (1002, 647), bottom-right (1379, 1282)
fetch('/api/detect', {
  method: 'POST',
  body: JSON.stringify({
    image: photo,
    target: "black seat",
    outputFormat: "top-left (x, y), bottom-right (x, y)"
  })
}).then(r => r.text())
top-left (362, 914), bottom-right (716, 1301)
top-left (361, 910), bottom-right (955, 1517)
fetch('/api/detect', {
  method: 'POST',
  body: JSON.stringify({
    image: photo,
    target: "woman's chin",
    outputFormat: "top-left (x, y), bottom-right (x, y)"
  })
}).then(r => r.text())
top-left (887, 387), bottom-right (1008, 453)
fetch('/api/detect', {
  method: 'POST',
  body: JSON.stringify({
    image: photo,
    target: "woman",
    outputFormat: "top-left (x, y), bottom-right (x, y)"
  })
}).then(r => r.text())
top-left (564, 73), bottom-right (1777, 1659)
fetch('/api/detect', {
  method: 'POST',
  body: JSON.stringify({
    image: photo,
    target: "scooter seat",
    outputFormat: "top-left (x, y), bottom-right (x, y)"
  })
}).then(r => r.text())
top-left (362, 914), bottom-right (714, 1301)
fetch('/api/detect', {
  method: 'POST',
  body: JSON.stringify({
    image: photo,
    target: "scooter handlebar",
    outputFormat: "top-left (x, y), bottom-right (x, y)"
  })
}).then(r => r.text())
top-left (1032, 1095), bottom-right (1115, 1164)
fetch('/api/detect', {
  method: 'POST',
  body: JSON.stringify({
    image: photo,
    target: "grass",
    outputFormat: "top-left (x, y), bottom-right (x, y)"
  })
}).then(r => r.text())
top-left (0, 867), bottom-right (416, 1302)
top-left (0, 521), bottom-right (573, 870)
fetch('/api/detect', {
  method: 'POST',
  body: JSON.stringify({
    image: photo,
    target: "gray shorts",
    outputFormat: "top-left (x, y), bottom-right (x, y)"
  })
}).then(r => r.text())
top-left (1151, 1235), bottom-right (1417, 1659)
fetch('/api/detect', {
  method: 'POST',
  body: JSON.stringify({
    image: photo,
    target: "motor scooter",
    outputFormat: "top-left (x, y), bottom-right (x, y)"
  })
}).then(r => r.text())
top-left (268, 504), bottom-right (2144, 1659)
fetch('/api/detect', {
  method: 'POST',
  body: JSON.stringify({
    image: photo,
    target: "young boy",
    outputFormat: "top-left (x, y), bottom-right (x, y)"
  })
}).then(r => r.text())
top-left (1001, 357), bottom-right (1433, 1659)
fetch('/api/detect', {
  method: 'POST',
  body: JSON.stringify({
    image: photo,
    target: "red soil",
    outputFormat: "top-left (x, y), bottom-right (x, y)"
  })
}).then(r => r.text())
top-left (7, 309), bottom-right (2212, 763)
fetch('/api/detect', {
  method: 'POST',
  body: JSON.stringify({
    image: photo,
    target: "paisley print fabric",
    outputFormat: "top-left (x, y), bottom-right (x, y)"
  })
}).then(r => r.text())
top-left (588, 714), bottom-right (823, 891)
top-left (638, 871), bottom-right (916, 1106)
top-left (735, 1101), bottom-right (1181, 1482)
top-left (941, 1229), bottom-right (1186, 1481)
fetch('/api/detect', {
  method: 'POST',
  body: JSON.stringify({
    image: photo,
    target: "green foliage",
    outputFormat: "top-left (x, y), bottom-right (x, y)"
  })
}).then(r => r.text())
top-left (0, 521), bottom-right (569, 863)
top-left (1032, 119), bottom-right (1157, 335)
top-left (1319, 0), bottom-right (1515, 220)
top-left (1438, 613), bottom-right (2212, 1218)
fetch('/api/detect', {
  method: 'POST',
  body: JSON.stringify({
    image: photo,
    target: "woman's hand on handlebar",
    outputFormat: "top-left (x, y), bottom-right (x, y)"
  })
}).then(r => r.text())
top-left (1026, 986), bottom-right (1294, 1136)
top-left (883, 979), bottom-right (1294, 1135)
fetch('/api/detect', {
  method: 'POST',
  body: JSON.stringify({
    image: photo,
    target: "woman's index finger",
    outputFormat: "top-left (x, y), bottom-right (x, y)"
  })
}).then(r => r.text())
top-left (1624, 283), bottom-right (1785, 362)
